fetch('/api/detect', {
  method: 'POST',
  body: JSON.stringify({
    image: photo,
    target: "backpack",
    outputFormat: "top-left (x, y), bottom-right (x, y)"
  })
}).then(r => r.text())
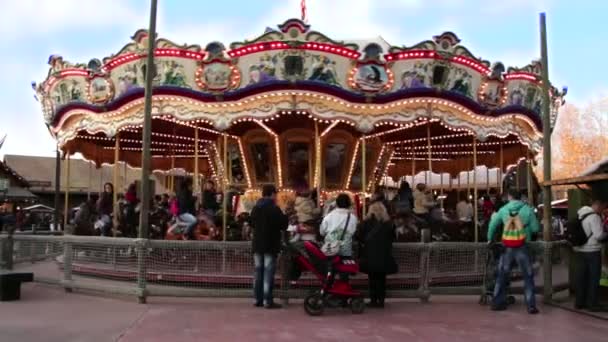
top-left (501, 210), bottom-right (526, 248)
top-left (565, 213), bottom-right (596, 247)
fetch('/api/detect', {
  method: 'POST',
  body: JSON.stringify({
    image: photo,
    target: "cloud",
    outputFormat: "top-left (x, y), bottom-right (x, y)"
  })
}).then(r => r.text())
top-left (0, 0), bottom-right (147, 41)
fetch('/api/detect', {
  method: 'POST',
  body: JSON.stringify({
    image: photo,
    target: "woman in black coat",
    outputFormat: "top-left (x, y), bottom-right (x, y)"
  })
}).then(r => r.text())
top-left (356, 202), bottom-right (397, 308)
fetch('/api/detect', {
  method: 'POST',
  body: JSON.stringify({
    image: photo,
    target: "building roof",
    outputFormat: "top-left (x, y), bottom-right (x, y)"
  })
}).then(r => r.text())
top-left (3, 154), bottom-right (169, 195)
top-left (582, 157), bottom-right (608, 176)
top-left (0, 186), bottom-right (37, 200)
top-left (0, 160), bottom-right (29, 187)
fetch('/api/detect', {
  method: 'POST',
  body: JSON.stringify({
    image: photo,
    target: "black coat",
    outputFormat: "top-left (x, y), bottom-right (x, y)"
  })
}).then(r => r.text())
top-left (250, 198), bottom-right (288, 255)
top-left (177, 189), bottom-right (196, 215)
top-left (357, 218), bottom-right (397, 274)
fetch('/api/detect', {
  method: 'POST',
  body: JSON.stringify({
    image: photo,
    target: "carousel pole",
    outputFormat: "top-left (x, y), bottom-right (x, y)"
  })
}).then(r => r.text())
top-left (411, 141), bottom-right (415, 187)
top-left (194, 128), bottom-right (200, 205)
top-left (361, 136), bottom-right (367, 218)
top-left (54, 147), bottom-right (61, 232)
top-left (457, 173), bottom-right (461, 202)
top-left (63, 151), bottom-right (70, 231)
top-left (170, 154), bottom-right (175, 193)
top-left (473, 136), bottom-right (478, 242)
top-left (315, 121), bottom-right (321, 205)
top-left (515, 161), bottom-right (521, 191)
top-left (426, 118), bottom-right (432, 188)
top-left (527, 150), bottom-right (533, 205)
top-left (222, 133), bottom-right (228, 241)
top-left (87, 161), bottom-right (92, 200)
top-left (499, 141), bottom-right (504, 195)
top-left (440, 173), bottom-right (444, 210)
top-left (137, 0), bottom-right (157, 304)
top-left (112, 134), bottom-right (120, 236)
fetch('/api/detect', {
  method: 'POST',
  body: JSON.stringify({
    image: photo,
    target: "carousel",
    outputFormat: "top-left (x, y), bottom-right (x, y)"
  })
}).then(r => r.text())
top-left (34, 18), bottom-right (566, 240)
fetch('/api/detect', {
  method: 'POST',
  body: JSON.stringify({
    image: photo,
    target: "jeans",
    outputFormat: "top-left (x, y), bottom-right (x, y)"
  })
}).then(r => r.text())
top-left (253, 253), bottom-right (277, 305)
top-left (493, 245), bottom-right (536, 309)
top-left (368, 272), bottom-right (387, 303)
top-left (574, 251), bottom-right (602, 309)
top-left (99, 215), bottom-right (112, 237)
top-left (178, 213), bottom-right (198, 239)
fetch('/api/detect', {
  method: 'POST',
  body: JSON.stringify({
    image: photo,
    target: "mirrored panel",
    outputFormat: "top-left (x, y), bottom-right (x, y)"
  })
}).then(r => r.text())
top-left (250, 143), bottom-right (273, 183)
top-left (350, 147), bottom-right (376, 189)
top-left (324, 143), bottom-right (346, 187)
top-left (228, 142), bottom-right (245, 184)
top-left (286, 142), bottom-right (311, 188)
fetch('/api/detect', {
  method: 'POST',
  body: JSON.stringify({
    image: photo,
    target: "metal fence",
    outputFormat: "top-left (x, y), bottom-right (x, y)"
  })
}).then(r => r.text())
top-left (0, 234), bottom-right (570, 304)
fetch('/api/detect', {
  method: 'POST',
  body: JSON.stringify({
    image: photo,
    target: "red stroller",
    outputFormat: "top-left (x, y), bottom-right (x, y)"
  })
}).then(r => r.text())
top-left (290, 240), bottom-right (364, 316)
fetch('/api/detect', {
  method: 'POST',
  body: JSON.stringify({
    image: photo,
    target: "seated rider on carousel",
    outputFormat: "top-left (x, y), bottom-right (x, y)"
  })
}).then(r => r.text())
top-left (288, 185), bottom-right (322, 243)
top-left (177, 178), bottom-right (198, 240)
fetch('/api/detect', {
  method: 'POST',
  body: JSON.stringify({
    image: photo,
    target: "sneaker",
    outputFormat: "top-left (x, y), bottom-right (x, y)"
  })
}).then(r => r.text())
top-left (253, 302), bottom-right (263, 308)
top-left (574, 304), bottom-right (586, 310)
top-left (528, 307), bottom-right (539, 315)
top-left (265, 302), bottom-right (282, 309)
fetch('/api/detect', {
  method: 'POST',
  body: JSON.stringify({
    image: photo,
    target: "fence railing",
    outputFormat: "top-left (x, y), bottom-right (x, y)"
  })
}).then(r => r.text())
top-left (0, 233), bottom-right (571, 304)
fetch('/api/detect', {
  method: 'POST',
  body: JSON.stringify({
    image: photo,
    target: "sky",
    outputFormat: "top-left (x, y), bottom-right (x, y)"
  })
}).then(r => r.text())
top-left (0, 0), bottom-right (606, 158)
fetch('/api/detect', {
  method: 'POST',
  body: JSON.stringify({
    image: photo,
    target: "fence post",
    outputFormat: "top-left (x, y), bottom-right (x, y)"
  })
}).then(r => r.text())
top-left (136, 238), bottom-right (148, 304)
top-left (419, 230), bottom-right (431, 303)
top-left (0, 234), bottom-right (14, 270)
top-left (543, 241), bottom-right (553, 303)
top-left (63, 239), bottom-right (73, 292)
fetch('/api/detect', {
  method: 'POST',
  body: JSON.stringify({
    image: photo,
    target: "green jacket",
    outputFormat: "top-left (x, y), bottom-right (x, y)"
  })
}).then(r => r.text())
top-left (487, 200), bottom-right (540, 243)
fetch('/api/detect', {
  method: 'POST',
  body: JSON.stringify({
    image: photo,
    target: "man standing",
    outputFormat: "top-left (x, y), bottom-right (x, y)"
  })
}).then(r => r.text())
top-left (250, 185), bottom-right (288, 309)
top-left (573, 199), bottom-right (607, 311)
top-left (487, 189), bottom-right (540, 314)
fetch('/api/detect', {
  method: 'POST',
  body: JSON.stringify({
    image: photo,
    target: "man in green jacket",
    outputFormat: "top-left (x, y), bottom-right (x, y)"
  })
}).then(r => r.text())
top-left (487, 189), bottom-right (540, 314)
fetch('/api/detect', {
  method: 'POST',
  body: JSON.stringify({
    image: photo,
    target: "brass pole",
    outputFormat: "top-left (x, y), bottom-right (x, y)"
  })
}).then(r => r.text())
top-left (194, 128), bottom-right (200, 205)
top-left (170, 155), bottom-right (175, 193)
top-left (527, 150), bottom-right (533, 205)
top-left (411, 141), bottom-right (415, 187)
top-left (515, 161), bottom-right (521, 191)
top-left (457, 173), bottom-right (461, 202)
top-left (315, 121), bottom-right (321, 204)
top-left (426, 120), bottom-right (432, 187)
top-left (112, 134), bottom-right (120, 237)
top-left (499, 141), bottom-right (504, 194)
top-left (87, 161), bottom-right (92, 200)
top-left (473, 136), bottom-right (478, 242)
top-left (361, 136), bottom-right (367, 218)
top-left (63, 152), bottom-right (70, 230)
top-left (222, 133), bottom-right (228, 241)
top-left (440, 172), bottom-right (444, 210)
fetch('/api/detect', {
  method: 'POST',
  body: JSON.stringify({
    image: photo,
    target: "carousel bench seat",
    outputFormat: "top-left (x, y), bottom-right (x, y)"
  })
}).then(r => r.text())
top-left (0, 271), bottom-right (33, 301)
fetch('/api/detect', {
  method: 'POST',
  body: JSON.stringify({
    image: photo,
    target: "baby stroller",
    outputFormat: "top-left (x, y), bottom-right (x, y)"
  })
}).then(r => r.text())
top-left (288, 240), bottom-right (365, 316)
top-left (479, 242), bottom-right (516, 306)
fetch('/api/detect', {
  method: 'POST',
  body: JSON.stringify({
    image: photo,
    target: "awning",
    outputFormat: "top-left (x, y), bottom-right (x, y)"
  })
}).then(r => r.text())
top-left (0, 186), bottom-right (37, 201)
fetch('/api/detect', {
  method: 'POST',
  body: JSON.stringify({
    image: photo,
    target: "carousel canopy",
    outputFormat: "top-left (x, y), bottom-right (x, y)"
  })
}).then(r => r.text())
top-left (34, 19), bottom-right (565, 191)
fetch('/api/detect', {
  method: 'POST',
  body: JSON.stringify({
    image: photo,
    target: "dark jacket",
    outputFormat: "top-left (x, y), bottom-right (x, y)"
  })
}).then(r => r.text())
top-left (177, 189), bottom-right (196, 215)
top-left (202, 190), bottom-right (219, 212)
top-left (97, 193), bottom-right (113, 216)
top-left (250, 198), bottom-right (288, 255)
top-left (356, 217), bottom-right (397, 274)
top-left (392, 189), bottom-right (413, 214)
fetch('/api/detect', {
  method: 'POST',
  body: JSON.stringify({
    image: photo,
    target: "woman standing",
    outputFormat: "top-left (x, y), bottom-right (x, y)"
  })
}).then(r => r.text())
top-left (357, 202), bottom-right (397, 308)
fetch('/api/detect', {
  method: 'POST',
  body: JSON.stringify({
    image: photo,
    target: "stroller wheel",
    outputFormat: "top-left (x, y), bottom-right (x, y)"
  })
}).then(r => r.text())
top-left (304, 292), bottom-right (324, 316)
top-left (506, 296), bottom-right (516, 305)
top-left (350, 297), bottom-right (365, 314)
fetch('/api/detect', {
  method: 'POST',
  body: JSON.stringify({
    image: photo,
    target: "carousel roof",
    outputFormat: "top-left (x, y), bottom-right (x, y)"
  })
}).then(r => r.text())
top-left (33, 18), bottom-right (566, 181)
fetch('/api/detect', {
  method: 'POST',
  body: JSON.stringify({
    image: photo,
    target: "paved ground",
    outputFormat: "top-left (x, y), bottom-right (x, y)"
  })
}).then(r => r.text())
top-left (1, 283), bottom-right (607, 342)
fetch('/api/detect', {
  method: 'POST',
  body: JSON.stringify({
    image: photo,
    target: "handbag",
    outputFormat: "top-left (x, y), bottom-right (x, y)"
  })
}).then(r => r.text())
top-left (321, 213), bottom-right (351, 257)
